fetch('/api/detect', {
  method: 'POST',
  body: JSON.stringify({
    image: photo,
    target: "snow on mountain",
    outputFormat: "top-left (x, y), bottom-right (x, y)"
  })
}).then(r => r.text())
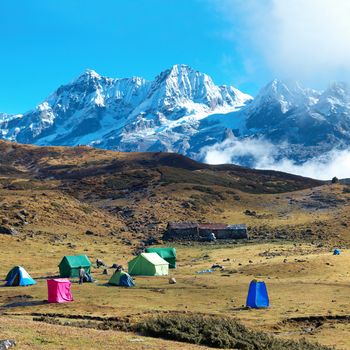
top-left (0, 65), bottom-right (252, 153)
top-left (1, 66), bottom-right (350, 166)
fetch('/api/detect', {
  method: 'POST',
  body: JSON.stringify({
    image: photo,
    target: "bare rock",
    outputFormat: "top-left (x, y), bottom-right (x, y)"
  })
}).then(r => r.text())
top-left (0, 226), bottom-right (18, 235)
top-left (0, 340), bottom-right (16, 349)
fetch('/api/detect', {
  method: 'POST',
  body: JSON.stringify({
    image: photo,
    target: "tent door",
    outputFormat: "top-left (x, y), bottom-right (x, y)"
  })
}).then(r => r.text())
top-left (13, 273), bottom-right (20, 286)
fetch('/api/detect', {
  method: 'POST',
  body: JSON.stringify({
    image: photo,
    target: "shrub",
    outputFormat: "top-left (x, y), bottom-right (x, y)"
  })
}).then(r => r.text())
top-left (331, 177), bottom-right (339, 184)
top-left (135, 314), bottom-right (333, 350)
top-left (343, 185), bottom-right (350, 194)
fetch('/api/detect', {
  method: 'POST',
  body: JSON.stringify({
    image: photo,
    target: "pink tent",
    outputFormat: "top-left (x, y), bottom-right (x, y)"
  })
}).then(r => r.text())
top-left (47, 278), bottom-right (73, 303)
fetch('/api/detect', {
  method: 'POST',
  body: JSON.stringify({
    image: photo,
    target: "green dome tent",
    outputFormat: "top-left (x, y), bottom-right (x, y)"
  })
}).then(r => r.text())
top-left (58, 255), bottom-right (91, 278)
top-left (108, 270), bottom-right (135, 287)
top-left (145, 247), bottom-right (176, 268)
top-left (128, 253), bottom-right (169, 276)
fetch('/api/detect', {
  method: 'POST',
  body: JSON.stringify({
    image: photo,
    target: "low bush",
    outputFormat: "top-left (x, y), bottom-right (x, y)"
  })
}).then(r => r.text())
top-left (136, 314), bottom-right (333, 350)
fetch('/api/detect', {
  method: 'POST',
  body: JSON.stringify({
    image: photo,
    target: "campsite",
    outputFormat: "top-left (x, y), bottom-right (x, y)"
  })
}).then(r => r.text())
top-left (1, 142), bottom-right (350, 349)
top-left (3, 1), bottom-right (350, 348)
top-left (1, 235), bottom-right (350, 349)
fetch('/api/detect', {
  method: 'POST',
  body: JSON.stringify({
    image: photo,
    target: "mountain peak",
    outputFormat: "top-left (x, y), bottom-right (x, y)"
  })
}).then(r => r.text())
top-left (168, 64), bottom-right (194, 74)
top-left (156, 64), bottom-right (199, 82)
top-left (74, 69), bottom-right (102, 83)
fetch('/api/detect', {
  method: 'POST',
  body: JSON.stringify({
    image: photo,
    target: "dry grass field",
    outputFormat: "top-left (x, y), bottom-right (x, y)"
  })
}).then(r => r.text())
top-left (1, 141), bottom-right (350, 349)
top-left (1, 239), bottom-right (350, 349)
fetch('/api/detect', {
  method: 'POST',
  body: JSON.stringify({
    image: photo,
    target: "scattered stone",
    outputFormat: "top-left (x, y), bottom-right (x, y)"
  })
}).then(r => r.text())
top-left (0, 340), bottom-right (16, 349)
top-left (85, 230), bottom-right (96, 236)
top-left (19, 209), bottom-right (29, 217)
top-left (0, 226), bottom-right (18, 235)
top-left (122, 239), bottom-right (132, 246)
top-left (1, 218), bottom-right (9, 225)
top-left (128, 338), bottom-right (144, 343)
top-left (211, 264), bottom-right (223, 269)
top-left (142, 236), bottom-right (159, 246)
top-left (169, 278), bottom-right (176, 284)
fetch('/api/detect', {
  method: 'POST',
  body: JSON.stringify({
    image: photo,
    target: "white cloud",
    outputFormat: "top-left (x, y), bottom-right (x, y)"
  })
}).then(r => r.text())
top-left (201, 138), bottom-right (350, 180)
top-left (213, 0), bottom-right (350, 85)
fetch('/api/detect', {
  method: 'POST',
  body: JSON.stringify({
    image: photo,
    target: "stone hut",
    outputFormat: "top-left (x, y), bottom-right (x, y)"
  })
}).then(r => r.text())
top-left (163, 222), bottom-right (199, 240)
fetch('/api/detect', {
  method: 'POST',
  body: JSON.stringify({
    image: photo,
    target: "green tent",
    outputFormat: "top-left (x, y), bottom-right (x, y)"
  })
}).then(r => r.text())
top-left (58, 255), bottom-right (91, 278)
top-left (108, 270), bottom-right (135, 287)
top-left (145, 247), bottom-right (177, 268)
top-left (128, 253), bottom-right (169, 276)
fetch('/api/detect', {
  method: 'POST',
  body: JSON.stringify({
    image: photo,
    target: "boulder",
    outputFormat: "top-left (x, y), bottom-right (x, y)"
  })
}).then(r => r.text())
top-left (19, 209), bottom-right (29, 217)
top-left (1, 217), bottom-right (9, 225)
top-left (0, 340), bottom-right (16, 349)
top-left (0, 226), bottom-right (18, 235)
top-left (169, 278), bottom-right (176, 284)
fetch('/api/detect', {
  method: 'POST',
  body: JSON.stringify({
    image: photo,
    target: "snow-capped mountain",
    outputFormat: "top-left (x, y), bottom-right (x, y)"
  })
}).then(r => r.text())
top-left (242, 80), bottom-right (350, 159)
top-left (1, 65), bottom-right (350, 165)
top-left (0, 65), bottom-right (252, 154)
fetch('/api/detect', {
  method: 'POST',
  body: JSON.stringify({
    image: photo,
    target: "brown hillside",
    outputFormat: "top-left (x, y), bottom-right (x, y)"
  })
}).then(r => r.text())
top-left (1, 140), bottom-right (350, 245)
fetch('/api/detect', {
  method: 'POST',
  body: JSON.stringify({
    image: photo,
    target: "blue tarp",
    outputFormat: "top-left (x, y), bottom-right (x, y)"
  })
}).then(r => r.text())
top-left (246, 280), bottom-right (269, 308)
top-left (5, 266), bottom-right (36, 286)
top-left (333, 249), bottom-right (341, 255)
top-left (196, 269), bottom-right (214, 274)
top-left (83, 272), bottom-right (94, 283)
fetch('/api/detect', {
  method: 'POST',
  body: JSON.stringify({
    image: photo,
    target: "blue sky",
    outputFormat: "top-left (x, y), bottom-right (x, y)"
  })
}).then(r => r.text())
top-left (0, 0), bottom-right (271, 114)
top-left (1, 0), bottom-right (350, 114)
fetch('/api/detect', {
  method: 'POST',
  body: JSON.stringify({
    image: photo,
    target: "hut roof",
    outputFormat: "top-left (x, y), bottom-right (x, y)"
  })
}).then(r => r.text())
top-left (198, 223), bottom-right (227, 230)
top-left (167, 222), bottom-right (198, 229)
top-left (167, 222), bottom-right (247, 230)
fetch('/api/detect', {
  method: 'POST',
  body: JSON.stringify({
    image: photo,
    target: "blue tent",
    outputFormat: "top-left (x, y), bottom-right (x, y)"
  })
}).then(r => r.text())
top-left (333, 249), bottom-right (341, 255)
top-left (108, 270), bottom-right (135, 287)
top-left (5, 266), bottom-right (36, 286)
top-left (246, 280), bottom-right (269, 308)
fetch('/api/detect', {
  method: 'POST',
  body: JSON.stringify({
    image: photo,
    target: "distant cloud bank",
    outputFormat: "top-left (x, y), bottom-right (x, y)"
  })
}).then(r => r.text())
top-left (201, 138), bottom-right (350, 180)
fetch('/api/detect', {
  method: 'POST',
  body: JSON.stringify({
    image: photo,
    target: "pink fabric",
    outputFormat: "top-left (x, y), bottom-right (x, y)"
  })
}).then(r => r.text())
top-left (47, 278), bottom-right (73, 303)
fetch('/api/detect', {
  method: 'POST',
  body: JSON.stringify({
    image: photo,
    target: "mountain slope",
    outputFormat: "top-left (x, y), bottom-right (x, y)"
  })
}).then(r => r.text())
top-left (0, 140), bottom-right (321, 193)
top-left (0, 140), bottom-right (328, 241)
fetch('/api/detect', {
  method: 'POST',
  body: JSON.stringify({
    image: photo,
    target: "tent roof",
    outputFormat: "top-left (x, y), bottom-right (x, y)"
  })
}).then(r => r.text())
top-left (145, 247), bottom-right (176, 258)
top-left (60, 255), bottom-right (91, 268)
top-left (5, 266), bottom-right (20, 280)
top-left (112, 270), bottom-right (129, 277)
top-left (140, 252), bottom-right (169, 265)
top-left (49, 278), bottom-right (71, 283)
